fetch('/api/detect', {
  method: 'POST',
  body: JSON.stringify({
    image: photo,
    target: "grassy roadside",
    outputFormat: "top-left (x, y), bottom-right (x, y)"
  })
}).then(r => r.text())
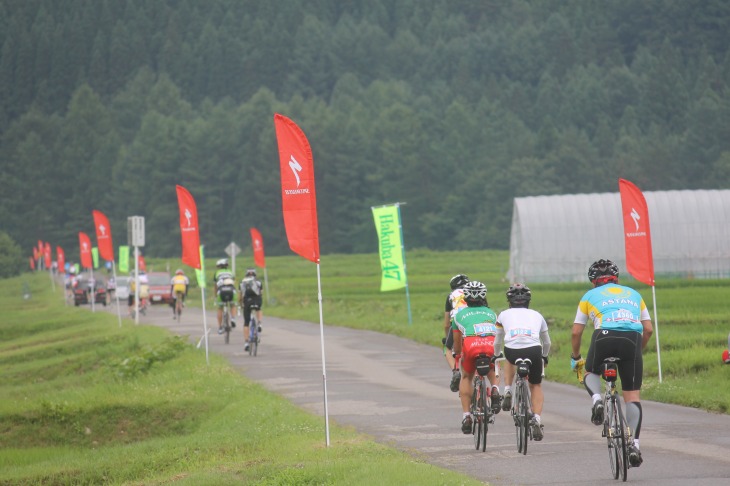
top-left (0, 272), bottom-right (482, 485)
top-left (149, 249), bottom-right (730, 414)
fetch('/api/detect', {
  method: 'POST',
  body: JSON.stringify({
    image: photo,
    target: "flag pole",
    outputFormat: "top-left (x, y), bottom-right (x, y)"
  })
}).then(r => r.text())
top-left (201, 287), bottom-right (209, 365)
top-left (263, 267), bottom-right (270, 305)
top-left (316, 262), bottom-right (331, 446)
top-left (651, 285), bottom-right (662, 383)
top-left (90, 266), bottom-right (96, 313)
top-left (396, 203), bottom-right (413, 326)
top-left (112, 261), bottom-right (122, 327)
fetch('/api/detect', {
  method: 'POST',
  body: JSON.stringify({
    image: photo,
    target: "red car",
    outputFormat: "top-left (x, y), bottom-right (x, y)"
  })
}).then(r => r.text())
top-left (146, 272), bottom-right (173, 305)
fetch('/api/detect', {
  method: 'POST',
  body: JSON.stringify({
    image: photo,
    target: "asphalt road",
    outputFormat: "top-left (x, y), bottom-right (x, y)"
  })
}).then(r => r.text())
top-left (121, 303), bottom-right (730, 485)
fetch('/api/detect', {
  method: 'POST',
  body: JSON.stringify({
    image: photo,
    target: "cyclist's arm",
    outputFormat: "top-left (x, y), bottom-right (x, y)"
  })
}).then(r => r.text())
top-left (540, 330), bottom-right (551, 357)
top-left (442, 312), bottom-right (451, 338)
top-left (452, 329), bottom-right (463, 355)
top-left (571, 323), bottom-right (585, 358)
top-left (640, 319), bottom-right (653, 350)
top-left (493, 324), bottom-right (504, 357)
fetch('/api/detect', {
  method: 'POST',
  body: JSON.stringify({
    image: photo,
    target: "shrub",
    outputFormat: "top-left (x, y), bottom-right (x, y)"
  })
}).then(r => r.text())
top-left (0, 231), bottom-right (24, 278)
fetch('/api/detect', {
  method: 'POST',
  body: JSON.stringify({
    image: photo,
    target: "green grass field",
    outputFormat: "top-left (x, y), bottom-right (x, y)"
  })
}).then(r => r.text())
top-left (0, 272), bottom-right (481, 485)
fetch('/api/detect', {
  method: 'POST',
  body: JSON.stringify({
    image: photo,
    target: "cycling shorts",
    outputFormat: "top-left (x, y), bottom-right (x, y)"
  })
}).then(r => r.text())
top-left (461, 335), bottom-right (495, 374)
top-left (174, 291), bottom-right (185, 302)
top-left (504, 345), bottom-right (544, 385)
top-left (586, 329), bottom-right (643, 391)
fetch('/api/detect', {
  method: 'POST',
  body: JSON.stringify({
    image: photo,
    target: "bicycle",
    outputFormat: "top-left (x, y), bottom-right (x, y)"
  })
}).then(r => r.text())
top-left (221, 301), bottom-right (233, 344)
top-left (469, 354), bottom-right (495, 452)
top-left (174, 291), bottom-right (185, 320)
top-left (510, 358), bottom-right (535, 455)
top-left (601, 357), bottom-right (631, 482)
top-left (248, 313), bottom-right (260, 356)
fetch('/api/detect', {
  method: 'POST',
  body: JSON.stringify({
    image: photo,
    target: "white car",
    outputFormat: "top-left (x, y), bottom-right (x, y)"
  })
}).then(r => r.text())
top-left (115, 276), bottom-right (131, 300)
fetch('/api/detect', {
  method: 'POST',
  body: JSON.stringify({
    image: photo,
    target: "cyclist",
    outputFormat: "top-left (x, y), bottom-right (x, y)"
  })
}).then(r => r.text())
top-left (571, 259), bottom-right (653, 467)
top-left (444, 274), bottom-right (469, 392)
top-left (213, 259), bottom-right (237, 334)
top-left (239, 268), bottom-right (264, 352)
top-left (451, 280), bottom-right (501, 434)
top-left (494, 283), bottom-right (551, 441)
top-left (170, 269), bottom-right (189, 319)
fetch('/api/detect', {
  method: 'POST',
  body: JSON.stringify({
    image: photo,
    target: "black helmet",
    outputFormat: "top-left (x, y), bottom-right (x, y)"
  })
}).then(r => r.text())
top-left (462, 281), bottom-right (487, 302)
top-left (506, 283), bottom-right (531, 306)
top-left (449, 274), bottom-right (469, 290)
top-left (588, 259), bottom-right (619, 282)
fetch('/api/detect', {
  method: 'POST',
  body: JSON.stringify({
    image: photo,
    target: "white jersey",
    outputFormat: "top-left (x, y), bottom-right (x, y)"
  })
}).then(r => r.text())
top-left (496, 307), bottom-right (549, 350)
top-left (448, 288), bottom-right (467, 320)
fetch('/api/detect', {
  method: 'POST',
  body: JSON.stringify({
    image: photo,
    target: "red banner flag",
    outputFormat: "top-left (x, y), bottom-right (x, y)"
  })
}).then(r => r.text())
top-left (138, 254), bottom-right (147, 272)
top-left (57, 246), bottom-right (65, 272)
top-left (29, 256), bottom-right (35, 270)
top-left (43, 242), bottom-right (52, 269)
top-left (37, 239), bottom-right (43, 255)
top-left (250, 227), bottom-right (266, 268)
top-left (79, 232), bottom-right (93, 269)
top-left (92, 210), bottom-right (114, 261)
top-left (619, 179), bottom-right (655, 286)
top-left (33, 247), bottom-right (39, 261)
top-left (176, 185), bottom-right (201, 269)
top-left (274, 114), bottom-right (320, 263)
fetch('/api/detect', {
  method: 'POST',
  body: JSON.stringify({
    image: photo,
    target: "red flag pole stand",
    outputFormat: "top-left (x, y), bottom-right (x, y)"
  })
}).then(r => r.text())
top-left (316, 263), bottom-right (331, 447)
top-left (652, 285), bottom-right (662, 383)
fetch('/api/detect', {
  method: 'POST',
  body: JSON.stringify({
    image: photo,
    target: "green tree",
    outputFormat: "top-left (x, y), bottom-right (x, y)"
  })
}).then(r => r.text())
top-left (0, 231), bottom-right (24, 278)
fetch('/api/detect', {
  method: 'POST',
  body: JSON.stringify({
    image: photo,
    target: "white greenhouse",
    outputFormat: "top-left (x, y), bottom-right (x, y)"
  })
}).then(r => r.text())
top-left (507, 189), bottom-right (730, 283)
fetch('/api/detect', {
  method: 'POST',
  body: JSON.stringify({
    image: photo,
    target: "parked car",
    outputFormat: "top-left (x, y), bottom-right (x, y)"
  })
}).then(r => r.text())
top-left (115, 276), bottom-right (131, 300)
top-left (72, 274), bottom-right (107, 306)
top-left (147, 272), bottom-right (173, 305)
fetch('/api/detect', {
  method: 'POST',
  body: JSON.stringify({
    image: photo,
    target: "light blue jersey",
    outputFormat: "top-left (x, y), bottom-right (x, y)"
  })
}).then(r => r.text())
top-left (574, 283), bottom-right (650, 332)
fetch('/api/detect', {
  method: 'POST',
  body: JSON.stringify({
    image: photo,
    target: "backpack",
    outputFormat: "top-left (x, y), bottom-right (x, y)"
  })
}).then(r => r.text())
top-left (241, 277), bottom-right (260, 297)
top-left (216, 272), bottom-right (236, 302)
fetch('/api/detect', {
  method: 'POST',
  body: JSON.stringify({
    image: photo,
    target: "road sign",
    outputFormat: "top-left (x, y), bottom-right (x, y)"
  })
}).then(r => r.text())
top-left (225, 242), bottom-right (241, 257)
top-left (127, 216), bottom-right (145, 247)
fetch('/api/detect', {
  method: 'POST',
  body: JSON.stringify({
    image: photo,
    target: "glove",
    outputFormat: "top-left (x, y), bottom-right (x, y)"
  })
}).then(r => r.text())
top-left (542, 355), bottom-right (549, 366)
top-left (570, 355), bottom-right (585, 371)
top-left (491, 352), bottom-right (504, 364)
top-left (442, 337), bottom-right (447, 346)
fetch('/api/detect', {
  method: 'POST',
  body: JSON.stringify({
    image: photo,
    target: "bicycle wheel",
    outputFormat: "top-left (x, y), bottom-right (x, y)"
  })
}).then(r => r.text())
top-left (472, 379), bottom-right (482, 450)
top-left (250, 317), bottom-right (259, 356)
top-left (606, 397), bottom-right (621, 480)
top-left (223, 307), bottom-right (231, 344)
top-left (480, 382), bottom-right (489, 452)
top-left (519, 381), bottom-right (529, 455)
top-left (615, 396), bottom-right (629, 481)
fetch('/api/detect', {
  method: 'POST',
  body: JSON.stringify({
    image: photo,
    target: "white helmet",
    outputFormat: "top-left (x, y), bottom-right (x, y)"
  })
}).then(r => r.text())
top-left (216, 259), bottom-right (229, 268)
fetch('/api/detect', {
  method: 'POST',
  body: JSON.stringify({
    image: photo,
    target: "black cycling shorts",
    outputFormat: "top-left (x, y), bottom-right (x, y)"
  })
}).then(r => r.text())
top-left (242, 296), bottom-right (262, 325)
top-left (585, 329), bottom-right (643, 391)
top-left (504, 345), bottom-right (544, 385)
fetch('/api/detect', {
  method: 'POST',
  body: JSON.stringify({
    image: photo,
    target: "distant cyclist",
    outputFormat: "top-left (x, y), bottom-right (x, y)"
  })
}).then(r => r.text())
top-left (571, 259), bottom-right (653, 467)
top-left (494, 283), bottom-right (551, 441)
top-left (239, 268), bottom-right (264, 352)
top-left (213, 259), bottom-right (237, 334)
top-left (170, 269), bottom-right (189, 319)
top-left (444, 274), bottom-right (469, 392)
top-left (451, 280), bottom-right (501, 434)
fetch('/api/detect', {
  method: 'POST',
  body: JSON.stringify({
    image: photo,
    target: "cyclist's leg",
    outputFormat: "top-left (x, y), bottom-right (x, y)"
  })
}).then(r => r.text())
top-left (584, 329), bottom-right (608, 424)
top-left (618, 331), bottom-right (644, 464)
top-left (459, 341), bottom-right (477, 415)
top-left (215, 294), bottom-right (224, 332)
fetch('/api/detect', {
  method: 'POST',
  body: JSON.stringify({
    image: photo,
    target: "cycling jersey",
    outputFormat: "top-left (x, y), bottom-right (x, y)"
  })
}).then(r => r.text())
top-left (171, 274), bottom-right (189, 294)
top-left (452, 306), bottom-right (497, 337)
top-left (447, 288), bottom-right (468, 321)
top-left (496, 308), bottom-right (549, 350)
top-left (574, 283), bottom-right (650, 333)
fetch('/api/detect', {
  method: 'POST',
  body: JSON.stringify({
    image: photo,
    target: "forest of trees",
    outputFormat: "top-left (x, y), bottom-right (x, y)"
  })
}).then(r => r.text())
top-left (1, 0), bottom-right (729, 259)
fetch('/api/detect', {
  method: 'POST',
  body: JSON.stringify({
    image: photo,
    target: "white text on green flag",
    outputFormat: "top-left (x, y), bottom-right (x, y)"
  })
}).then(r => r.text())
top-left (372, 205), bottom-right (407, 291)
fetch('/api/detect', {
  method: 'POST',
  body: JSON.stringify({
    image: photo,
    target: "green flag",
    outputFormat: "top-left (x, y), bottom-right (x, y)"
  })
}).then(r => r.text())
top-left (118, 246), bottom-right (129, 273)
top-left (92, 247), bottom-right (99, 269)
top-left (195, 245), bottom-right (206, 288)
top-left (372, 205), bottom-right (407, 291)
